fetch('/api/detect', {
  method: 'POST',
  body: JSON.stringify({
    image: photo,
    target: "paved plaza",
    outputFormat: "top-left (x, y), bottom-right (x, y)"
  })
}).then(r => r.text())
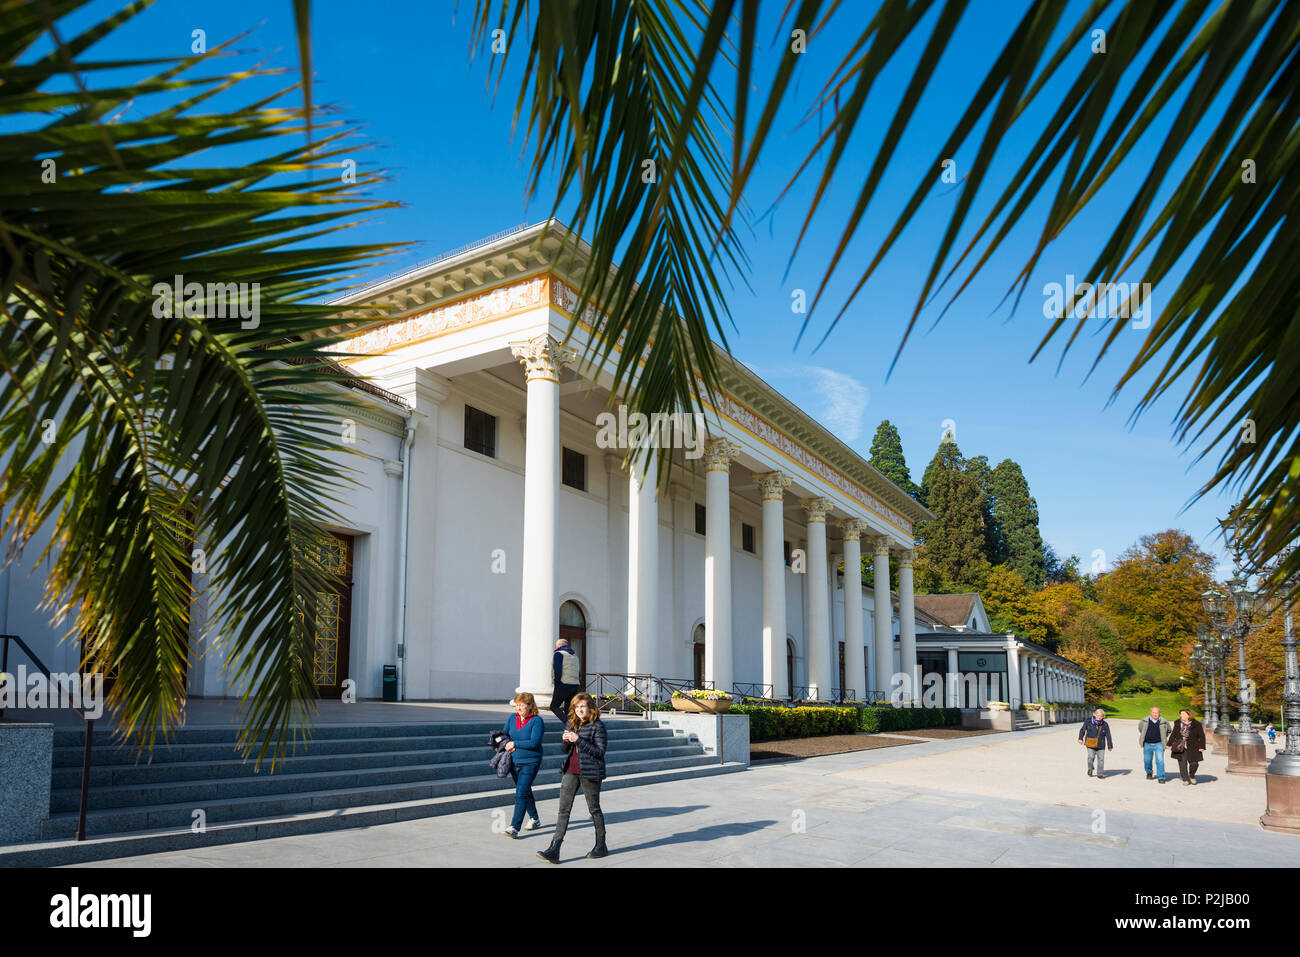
top-left (64, 720), bottom-right (1296, 868)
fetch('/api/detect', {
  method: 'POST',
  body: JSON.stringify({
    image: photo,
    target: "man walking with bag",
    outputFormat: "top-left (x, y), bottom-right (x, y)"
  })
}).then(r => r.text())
top-left (1078, 708), bottom-right (1114, 779)
top-left (551, 638), bottom-right (582, 724)
top-left (1137, 705), bottom-right (1171, 783)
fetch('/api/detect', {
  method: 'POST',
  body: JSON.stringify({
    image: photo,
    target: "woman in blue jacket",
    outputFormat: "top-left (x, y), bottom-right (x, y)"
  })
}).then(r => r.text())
top-left (502, 692), bottom-right (545, 836)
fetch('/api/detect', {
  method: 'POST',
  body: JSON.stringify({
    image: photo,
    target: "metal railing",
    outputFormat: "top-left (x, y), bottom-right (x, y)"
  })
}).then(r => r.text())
top-left (730, 682), bottom-right (773, 700)
top-left (583, 673), bottom-right (657, 715)
top-left (831, 688), bottom-right (857, 704)
top-left (1, 634), bottom-right (94, 842)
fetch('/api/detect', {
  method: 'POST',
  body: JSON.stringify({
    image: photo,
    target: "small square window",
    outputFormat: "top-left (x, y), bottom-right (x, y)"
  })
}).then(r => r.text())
top-left (464, 405), bottom-right (496, 457)
top-left (695, 503), bottom-right (706, 536)
top-left (562, 447), bottom-right (586, 491)
top-left (741, 523), bottom-right (755, 553)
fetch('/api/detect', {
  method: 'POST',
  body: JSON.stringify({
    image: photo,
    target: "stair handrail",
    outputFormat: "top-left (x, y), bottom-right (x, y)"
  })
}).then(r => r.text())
top-left (1, 634), bottom-right (95, 843)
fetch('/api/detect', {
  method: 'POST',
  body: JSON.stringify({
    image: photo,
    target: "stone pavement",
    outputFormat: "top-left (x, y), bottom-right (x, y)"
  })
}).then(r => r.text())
top-left (68, 722), bottom-right (1296, 868)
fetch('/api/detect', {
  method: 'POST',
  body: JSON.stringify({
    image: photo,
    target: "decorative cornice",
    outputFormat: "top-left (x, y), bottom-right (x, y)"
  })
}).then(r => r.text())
top-left (510, 334), bottom-right (577, 383)
top-left (703, 438), bottom-right (739, 473)
top-left (800, 498), bottom-right (831, 523)
top-left (753, 471), bottom-right (792, 502)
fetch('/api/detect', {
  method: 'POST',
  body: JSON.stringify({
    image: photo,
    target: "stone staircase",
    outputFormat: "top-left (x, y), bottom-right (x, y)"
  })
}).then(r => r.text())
top-left (0, 717), bottom-right (744, 866)
top-left (1013, 711), bottom-right (1041, 731)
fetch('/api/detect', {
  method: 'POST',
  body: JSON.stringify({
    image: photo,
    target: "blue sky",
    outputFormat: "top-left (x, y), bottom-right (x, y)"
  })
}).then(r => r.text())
top-left (41, 0), bottom-right (1260, 579)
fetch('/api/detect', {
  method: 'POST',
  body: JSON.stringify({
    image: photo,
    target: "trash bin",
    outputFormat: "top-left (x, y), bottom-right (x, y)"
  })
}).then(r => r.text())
top-left (382, 665), bottom-right (398, 702)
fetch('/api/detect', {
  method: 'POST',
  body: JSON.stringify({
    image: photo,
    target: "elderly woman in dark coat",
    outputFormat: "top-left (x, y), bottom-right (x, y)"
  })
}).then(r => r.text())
top-left (1167, 708), bottom-right (1207, 785)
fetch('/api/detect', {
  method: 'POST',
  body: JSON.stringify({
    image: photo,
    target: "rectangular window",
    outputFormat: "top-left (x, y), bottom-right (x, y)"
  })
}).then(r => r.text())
top-left (695, 503), bottom-right (706, 536)
top-left (561, 447), bottom-right (586, 491)
top-left (741, 523), bottom-right (755, 553)
top-left (464, 405), bottom-right (497, 457)
top-left (784, 540), bottom-right (792, 567)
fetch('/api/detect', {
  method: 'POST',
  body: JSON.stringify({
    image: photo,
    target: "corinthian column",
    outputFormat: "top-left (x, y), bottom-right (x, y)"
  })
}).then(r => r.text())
top-left (704, 439), bottom-right (738, 691)
top-left (755, 471), bottom-right (792, 698)
top-left (510, 334), bottom-right (576, 704)
top-left (801, 498), bottom-right (831, 699)
top-left (897, 548), bottom-right (917, 704)
top-left (871, 536), bottom-right (893, 699)
top-left (837, 519), bottom-right (866, 702)
top-left (627, 446), bottom-right (659, 678)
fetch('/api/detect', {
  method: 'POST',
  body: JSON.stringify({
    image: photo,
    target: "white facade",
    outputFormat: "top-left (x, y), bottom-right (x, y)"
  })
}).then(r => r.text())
top-left (1, 222), bottom-right (937, 705)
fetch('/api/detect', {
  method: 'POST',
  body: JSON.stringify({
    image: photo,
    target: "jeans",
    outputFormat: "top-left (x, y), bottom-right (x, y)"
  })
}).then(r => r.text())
top-left (1142, 742), bottom-right (1166, 779)
top-left (551, 684), bottom-right (580, 724)
top-left (1086, 747), bottom-right (1106, 775)
top-left (552, 771), bottom-right (605, 847)
top-left (509, 761), bottom-right (540, 829)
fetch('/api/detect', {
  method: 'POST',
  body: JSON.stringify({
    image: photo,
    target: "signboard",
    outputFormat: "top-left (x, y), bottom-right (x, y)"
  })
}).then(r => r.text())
top-left (958, 652), bottom-right (1006, 672)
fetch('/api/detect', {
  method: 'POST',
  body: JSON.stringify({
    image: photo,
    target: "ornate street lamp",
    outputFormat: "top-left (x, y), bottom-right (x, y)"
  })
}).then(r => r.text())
top-left (1216, 515), bottom-right (1268, 774)
top-left (1262, 545), bottom-right (1300, 832)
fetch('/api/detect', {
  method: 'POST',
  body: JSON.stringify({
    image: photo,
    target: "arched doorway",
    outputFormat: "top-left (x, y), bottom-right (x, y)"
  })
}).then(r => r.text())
top-left (692, 623), bottom-right (706, 688)
top-left (787, 639), bottom-right (797, 697)
top-left (559, 600), bottom-right (588, 687)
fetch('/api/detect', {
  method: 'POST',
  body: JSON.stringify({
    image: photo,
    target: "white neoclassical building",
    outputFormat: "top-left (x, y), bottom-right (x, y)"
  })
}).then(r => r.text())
top-left (3, 221), bottom-right (1086, 708)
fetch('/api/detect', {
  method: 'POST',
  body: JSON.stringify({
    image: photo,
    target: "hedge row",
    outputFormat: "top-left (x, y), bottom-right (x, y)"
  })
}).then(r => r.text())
top-left (730, 704), bottom-right (963, 742)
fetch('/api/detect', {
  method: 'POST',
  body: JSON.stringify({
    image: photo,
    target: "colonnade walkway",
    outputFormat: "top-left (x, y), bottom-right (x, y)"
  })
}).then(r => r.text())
top-left (68, 721), bottom-right (1294, 867)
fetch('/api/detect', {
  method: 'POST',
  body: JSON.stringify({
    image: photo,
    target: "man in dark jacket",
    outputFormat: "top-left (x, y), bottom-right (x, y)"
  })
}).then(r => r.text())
top-left (551, 638), bottom-right (581, 723)
top-left (1078, 708), bottom-right (1114, 778)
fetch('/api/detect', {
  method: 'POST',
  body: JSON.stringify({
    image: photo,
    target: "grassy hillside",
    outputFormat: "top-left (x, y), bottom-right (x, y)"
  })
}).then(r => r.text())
top-left (1099, 692), bottom-right (1195, 721)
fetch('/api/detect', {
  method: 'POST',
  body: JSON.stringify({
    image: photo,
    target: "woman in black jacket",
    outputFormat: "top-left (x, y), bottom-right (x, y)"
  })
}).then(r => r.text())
top-left (537, 692), bottom-right (607, 863)
top-left (1167, 708), bottom-right (1207, 785)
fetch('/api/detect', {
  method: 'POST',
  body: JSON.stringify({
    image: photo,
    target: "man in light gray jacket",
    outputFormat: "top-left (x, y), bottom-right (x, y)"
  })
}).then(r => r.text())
top-left (1138, 706), bottom-right (1172, 784)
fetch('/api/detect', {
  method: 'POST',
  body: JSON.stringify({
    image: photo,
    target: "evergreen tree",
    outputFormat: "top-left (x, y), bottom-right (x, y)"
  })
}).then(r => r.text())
top-left (915, 441), bottom-right (988, 584)
top-left (965, 454), bottom-right (1004, 565)
top-left (990, 459), bottom-right (1046, 589)
top-left (868, 420), bottom-right (919, 499)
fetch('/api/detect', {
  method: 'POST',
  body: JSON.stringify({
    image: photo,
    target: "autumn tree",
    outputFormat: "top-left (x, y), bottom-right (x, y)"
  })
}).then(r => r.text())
top-left (1060, 610), bottom-right (1127, 701)
top-left (983, 564), bottom-right (1053, 646)
top-left (1098, 530), bottom-right (1215, 662)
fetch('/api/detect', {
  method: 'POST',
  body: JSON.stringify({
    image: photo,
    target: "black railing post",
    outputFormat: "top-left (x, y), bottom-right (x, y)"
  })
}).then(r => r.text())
top-left (76, 718), bottom-right (94, 842)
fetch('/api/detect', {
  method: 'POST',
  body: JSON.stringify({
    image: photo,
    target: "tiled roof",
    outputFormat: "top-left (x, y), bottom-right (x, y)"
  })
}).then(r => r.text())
top-left (912, 594), bottom-right (978, 627)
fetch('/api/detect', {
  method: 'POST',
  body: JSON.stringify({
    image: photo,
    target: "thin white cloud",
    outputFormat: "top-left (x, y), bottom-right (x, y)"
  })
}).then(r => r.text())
top-left (753, 362), bottom-right (870, 441)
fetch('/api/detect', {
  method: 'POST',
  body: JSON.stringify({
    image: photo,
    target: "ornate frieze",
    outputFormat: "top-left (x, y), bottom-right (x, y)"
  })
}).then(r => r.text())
top-left (341, 274), bottom-right (549, 361)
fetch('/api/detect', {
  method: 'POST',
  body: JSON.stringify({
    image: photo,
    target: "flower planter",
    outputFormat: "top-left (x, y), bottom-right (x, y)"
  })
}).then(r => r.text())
top-left (671, 696), bottom-right (732, 714)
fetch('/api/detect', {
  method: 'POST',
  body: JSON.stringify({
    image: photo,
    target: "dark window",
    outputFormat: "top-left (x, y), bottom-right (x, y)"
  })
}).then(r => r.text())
top-left (562, 447), bottom-right (586, 491)
top-left (741, 523), bottom-right (755, 553)
top-left (695, 503), bottom-right (706, 535)
top-left (464, 405), bottom-right (497, 457)
top-left (784, 540), bottom-right (792, 566)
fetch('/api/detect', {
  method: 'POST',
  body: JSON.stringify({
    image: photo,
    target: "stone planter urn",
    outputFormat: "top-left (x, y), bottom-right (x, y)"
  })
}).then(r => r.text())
top-left (671, 696), bottom-right (732, 714)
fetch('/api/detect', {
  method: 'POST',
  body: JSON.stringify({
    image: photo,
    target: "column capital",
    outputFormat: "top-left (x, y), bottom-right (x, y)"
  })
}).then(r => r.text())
top-left (869, 535), bottom-right (892, 558)
top-left (510, 334), bottom-right (577, 382)
top-left (753, 470), bottom-right (792, 501)
top-left (703, 438), bottom-right (739, 472)
top-left (895, 548), bottom-right (915, 568)
top-left (836, 517), bottom-right (866, 539)
top-left (800, 497), bottom-right (832, 523)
